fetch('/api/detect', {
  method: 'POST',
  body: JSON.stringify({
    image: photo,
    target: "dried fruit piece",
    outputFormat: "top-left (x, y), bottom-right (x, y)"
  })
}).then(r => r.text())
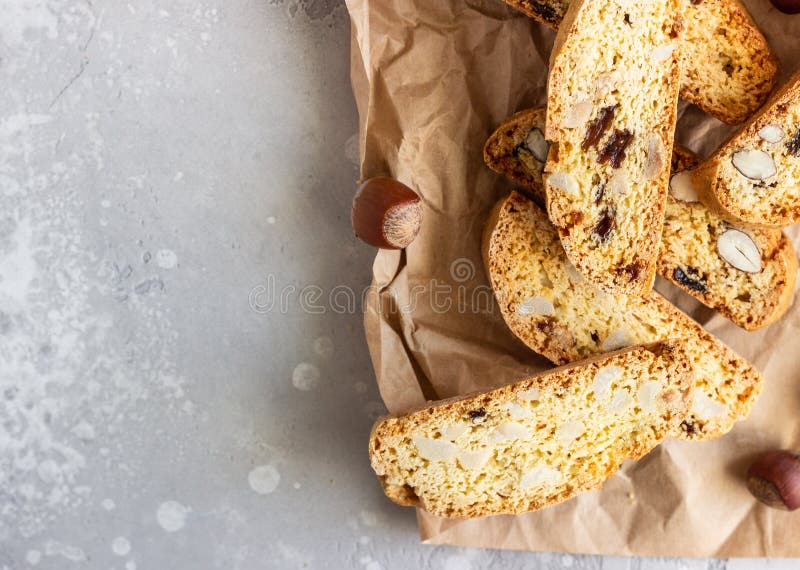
top-left (747, 450), bottom-right (800, 510)
top-left (787, 127), bottom-right (800, 157)
top-left (731, 149), bottom-right (777, 181)
top-left (672, 267), bottom-right (707, 293)
top-left (669, 171), bottom-right (698, 202)
top-left (618, 262), bottom-right (641, 283)
top-left (758, 125), bottom-right (785, 143)
top-left (582, 105), bottom-right (617, 151)
top-left (717, 229), bottom-right (762, 273)
top-left (592, 206), bottom-right (616, 242)
top-left (592, 184), bottom-right (605, 205)
top-left (598, 129), bottom-right (634, 168)
top-left (525, 128), bottom-right (550, 163)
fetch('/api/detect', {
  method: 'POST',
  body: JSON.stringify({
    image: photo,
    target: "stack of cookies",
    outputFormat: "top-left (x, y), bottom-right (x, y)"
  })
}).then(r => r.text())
top-left (368, 0), bottom-right (799, 519)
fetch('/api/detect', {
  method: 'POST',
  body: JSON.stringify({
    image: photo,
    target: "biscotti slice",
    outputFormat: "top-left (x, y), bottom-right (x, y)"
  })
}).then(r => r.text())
top-left (484, 108), bottom-right (798, 330)
top-left (663, 147), bottom-right (798, 330)
top-left (692, 70), bottom-right (800, 228)
top-left (369, 341), bottom-right (693, 518)
top-left (482, 192), bottom-right (764, 439)
top-left (499, 0), bottom-right (777, 124)
top-left (544, 0), bottom-right (681, 294)
top-left (484, 107), bottom-right (549, 203)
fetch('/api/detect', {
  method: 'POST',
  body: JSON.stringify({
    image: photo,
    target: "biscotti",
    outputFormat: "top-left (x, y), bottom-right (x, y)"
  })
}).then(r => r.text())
top-left (482, 192), bottom-right (764, 439)
top-left (484, 107), bottom-right (798, 330)
top-left (369, 341), bottom-right (693, 518)
top-left (664, 147), bottom-right (797, 330)
top-left (544, 0), bottom-right (681, 295)
top-left (692, 70), bottom-right (800, 228)
top-left (499, 0), bottom-right (777, 124)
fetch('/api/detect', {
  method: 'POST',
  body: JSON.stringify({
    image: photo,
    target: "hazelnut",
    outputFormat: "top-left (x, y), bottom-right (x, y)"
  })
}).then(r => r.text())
top-left (351, 177), bottom-right (422, 249)
top-left (747, 450), bottom-right (800, 510)
top-left (770, 0), bottom-right (800, 14)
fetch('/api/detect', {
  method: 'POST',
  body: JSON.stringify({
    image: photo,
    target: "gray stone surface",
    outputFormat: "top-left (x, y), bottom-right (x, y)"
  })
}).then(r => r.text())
top-left (0, 1), bottom-right (792, 568)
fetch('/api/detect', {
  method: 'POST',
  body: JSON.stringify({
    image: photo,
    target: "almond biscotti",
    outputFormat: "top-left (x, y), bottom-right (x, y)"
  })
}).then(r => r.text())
top-left (484, 108), bottom-right (798, 330)
top-left (499, 0), bottom-right (778, 124)
top-left (369, 341), bottom-right (693, 518)
top-left (544, 0), bottom-right (682, 295)
top-left (692, 70), bottom-right (800, 228)
top-left (482, 192), bottom-right (764, 439)
top-left (664, 147), bottom-right (797, 330)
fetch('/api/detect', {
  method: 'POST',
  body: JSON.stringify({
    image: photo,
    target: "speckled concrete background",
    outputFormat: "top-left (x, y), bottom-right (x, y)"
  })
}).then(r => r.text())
top-left (0, 1), bottom-right (796, 568)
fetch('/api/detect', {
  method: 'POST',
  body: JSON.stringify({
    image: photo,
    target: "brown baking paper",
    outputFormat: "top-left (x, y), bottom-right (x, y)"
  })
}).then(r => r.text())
top-left (346, 0), bottom-right (800, 557)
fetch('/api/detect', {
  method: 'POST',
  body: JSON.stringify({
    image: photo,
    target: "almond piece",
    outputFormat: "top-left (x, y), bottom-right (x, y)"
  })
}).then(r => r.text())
top-left (692, 390), bottom-right (726, 420)
top-left (608, 389), bottom-right (630, 413)
top-left (593, 365), bottom-right (623, 398)
top-left (669, 171), bottom-right (698, 202)
top-left (457, 449), bottom-right (493, 471)
top-left (564, 98), bottom-right (593, 129)
top-left (601, 328), bottom-right (631, 352)
top-left (547, 172), bottom-right (579, 196)
top-left (731, 149), bottom-right (777, 181)
top-left (637, 381), bottom-right (661, 413)
top-left (607, 170), bottom-right (629, 197)
top-left (516, 296), bottom-right (555, 316)
top-left (525, 128), bottom-right (550, 163)
top-left (412, 436), bottom-right (457, 462)
top-left (556, 420), bottom-right (586, 446)
top-left (644, 134), bottom-right (665, 179)
top-left (758, 125), bottom-right (785, 144)
top-left (650, 44), bottom-right (675, 63)
top-left (717, 229), bottom-right (762, 273)
top-left (502, 402), bottom-right (534, 420)
top-left (488, 422), bottom-right (528, 443)
top-left (520, 465), bottom-right (563, 488)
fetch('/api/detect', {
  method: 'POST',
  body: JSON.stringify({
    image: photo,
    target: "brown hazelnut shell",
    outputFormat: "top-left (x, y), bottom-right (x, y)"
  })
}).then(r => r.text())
top-left (351, 177), bottom-right (422, 249)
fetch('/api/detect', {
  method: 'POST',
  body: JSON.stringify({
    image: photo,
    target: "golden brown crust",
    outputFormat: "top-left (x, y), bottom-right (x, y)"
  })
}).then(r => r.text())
top-left (370, 342), bottom-right (693, 518)
top-left (483, 192), bottom-right (764, 440)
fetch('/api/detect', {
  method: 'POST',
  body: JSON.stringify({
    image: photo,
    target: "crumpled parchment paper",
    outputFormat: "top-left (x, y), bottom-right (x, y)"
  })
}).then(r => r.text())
top-left (346, 0), bottom-right (800, 556)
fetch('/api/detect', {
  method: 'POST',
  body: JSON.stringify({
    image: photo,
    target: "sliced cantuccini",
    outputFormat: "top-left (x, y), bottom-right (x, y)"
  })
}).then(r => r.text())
top-left (482, 192), bottom-right (764, 440)
top-left (544, 0), bottom-right (682, 294)
top-left (497, 0), bottom-right (777, 124)
top-left (692, 70), bottom-right (800, 228)
top-left (370, 341), bottom-right (692, 518)
top-left (484, 107), bottom-right (798, 330)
